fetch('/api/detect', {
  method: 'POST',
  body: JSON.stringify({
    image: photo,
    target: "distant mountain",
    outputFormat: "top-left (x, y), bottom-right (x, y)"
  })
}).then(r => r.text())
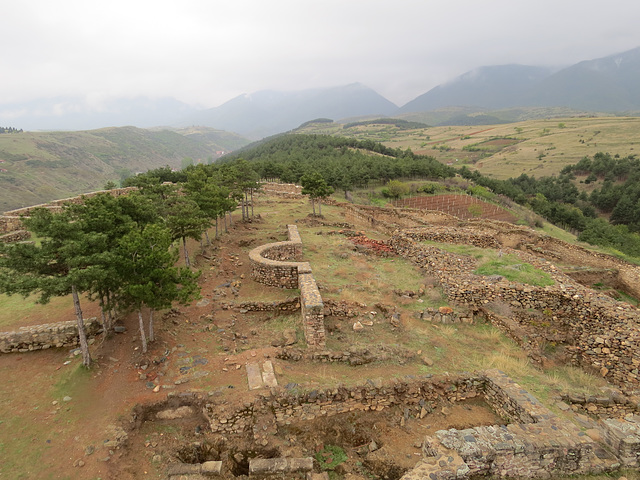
top-left (0, 96), bottom-right (198, 132)
top-left (0, 126), bottom-right (249, 212)
top-left (182, 83), bottom-right (399, 139)
top-left (524, 47), bottom-right (640, 111)
top-left (399, 47), bottom-right (640, 114)
top-left (399, 65), bottom-right (555, 113)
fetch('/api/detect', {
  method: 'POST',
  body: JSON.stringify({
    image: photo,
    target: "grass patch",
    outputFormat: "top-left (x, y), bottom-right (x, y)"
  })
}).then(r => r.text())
top-left (316, 444), bottom-right (348, 471)
top-left (421, 241), bottom-right (554, 287)
top-left (0, 293), bottom-right (74, 330)
top-left (51, 362), bottom-right (93, 402)
top-left (474, 255), bottom-right (554, 286)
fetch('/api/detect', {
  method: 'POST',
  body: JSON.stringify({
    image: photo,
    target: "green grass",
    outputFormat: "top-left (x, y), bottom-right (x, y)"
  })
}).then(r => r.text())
top-left (0, 127), bottom-right (249, 212)
top-left (474, 255), bottom-right (555, 286)
top-left (421, 241), bottom-right (555, 287)
top-left (0, 293), bottom-right (73, 330)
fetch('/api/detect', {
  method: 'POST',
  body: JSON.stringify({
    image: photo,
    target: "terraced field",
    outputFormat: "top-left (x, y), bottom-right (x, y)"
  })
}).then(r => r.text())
top-left (394, 194), bottom-right (516, 222)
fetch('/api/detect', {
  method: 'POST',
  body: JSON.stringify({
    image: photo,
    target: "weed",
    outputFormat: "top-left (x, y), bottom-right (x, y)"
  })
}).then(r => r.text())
top-left (316, 445), bottom-right (348, 471)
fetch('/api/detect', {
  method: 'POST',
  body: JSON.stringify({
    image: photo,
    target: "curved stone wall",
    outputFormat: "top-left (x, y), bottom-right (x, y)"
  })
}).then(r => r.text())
top-left (249, 224), bottom-right (325, 347)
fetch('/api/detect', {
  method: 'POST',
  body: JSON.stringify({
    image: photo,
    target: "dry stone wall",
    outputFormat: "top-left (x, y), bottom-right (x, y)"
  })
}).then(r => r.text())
top-left (259, 182), bottom-right (303, 197)
top-left (202, 369), bottom-right (626, 478)
top-left (3, 187), bottom-right (137, 218)
top-left (205, 373), bottom-right (486, 435)
top-left (390, 228), bottom-right (640, 389)
top-left (0, 318), bottom-right (101, 353)
top-left (403, 369), bottom-right (618, 480)
top-left (0, 230), bottom-right (30, 243)
top-left (0, 187), bottom-right (138, 242)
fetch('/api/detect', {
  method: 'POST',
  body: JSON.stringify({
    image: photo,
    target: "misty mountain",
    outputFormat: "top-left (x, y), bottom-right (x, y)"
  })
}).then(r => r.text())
top-left (524, 47), bottom-right (640, 111)
top-left (398, 65), bottom-right (556, 113)
top-left (0, 96), bottom-right (198, 132)
top-left (400, 47), bottom-right (640, 114)
top-left (181, 83), bottom-right (398, 139)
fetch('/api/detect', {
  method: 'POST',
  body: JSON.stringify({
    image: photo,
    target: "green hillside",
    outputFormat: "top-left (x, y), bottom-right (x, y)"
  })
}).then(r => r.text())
top-left (296, 115), bottom-right (640, 180)
top-left (0, 126), bottom-right (248, 211)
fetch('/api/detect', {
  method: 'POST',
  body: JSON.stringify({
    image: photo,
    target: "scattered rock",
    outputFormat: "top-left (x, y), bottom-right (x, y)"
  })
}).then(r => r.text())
top-left (353, 321), bottom-right (364, 332)
top-left (156, 406), bottom-right (195, 420)
top-left (196, 298), bottom-right (211, 307)
top-left (421, 356), bottom-right (434, 367)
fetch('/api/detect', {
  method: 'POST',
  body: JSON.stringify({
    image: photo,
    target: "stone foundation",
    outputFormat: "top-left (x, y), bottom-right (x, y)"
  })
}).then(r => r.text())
top-left (202, 369), bottom-right (629, 478)
top-left (390, 229), bottom-right (640, 389)
top-left (401, 370), bottom-right (619, 479)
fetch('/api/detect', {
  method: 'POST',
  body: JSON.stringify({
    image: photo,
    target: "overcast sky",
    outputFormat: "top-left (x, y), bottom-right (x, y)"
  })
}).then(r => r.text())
top-left (2, 0), bottom-right (640, 110)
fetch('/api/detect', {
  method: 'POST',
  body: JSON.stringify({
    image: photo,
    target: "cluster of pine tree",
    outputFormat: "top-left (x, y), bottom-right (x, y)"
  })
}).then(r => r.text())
top-left (0, 127), bottom-right (23, 133)
top-left (0, 160), bottom-right (263, 366)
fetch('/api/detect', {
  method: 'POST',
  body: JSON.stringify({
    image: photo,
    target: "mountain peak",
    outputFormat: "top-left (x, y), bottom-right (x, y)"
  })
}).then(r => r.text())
top-left (183, 83), bottom-right (397, 139)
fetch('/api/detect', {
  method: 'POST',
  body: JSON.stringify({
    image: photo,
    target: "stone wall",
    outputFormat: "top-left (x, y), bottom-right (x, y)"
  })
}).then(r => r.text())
top-left (299, 273), bottom-right (325, 347)
top-left (403, 369), bottom-right (617, 480)
top-left (0, 318), bottom-right (101, 353)
top-left (598, 416), bottom-right (640, 466)
top-left (0, 215), bottom-right (24, 235)
top-left (203, 369), bottom-right (625, 478)
top-left (390, 229), bottom-right (640, 389)
top-left (259, 182), bottom-right (303, 198)
top-left (205, 373), bottom-right (487, 436)
top-left (561, 390), bottom-right (640, 418)
top-left (0, 230), bottom-right (30, 243)
top-left (0, 187), bottom-right (138, 239)
top-left (3, 187), bottom-right (137, 218)
top-left (248, 225), bottom-right (326, 348)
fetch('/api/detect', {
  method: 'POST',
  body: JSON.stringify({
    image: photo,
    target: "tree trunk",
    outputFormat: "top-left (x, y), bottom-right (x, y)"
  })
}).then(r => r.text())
top-left (228, 210), bottom-right (233, 226)
top-left (215, 217), bottom-right (219, 238)
top-left (205, 230), bottom-right (211, 246)
top-left (148, 309), bottom-right (155, 343)
top-left (318, 199), bottom-right (322, 216)
top-left (311, 197), bottom-right (316, 215)
top-left (71, 284), bottom-right (91, 367)
top-left (250, 189), bottom-right (255, 217)
top-left (183, 236), bottom-right (191, 267)
top-left (100, 307), bottom-right (108, 333)
top-left (138, 309), bottom-right (147, 353)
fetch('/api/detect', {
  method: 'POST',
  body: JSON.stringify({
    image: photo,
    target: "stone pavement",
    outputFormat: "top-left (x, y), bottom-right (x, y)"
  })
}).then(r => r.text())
top-left (246, 360), bottom-right (279, 390)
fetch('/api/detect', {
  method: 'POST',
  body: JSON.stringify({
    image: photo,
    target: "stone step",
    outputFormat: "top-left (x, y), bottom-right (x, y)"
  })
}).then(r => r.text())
top-left (246, 363), bottom-right (263, 390)
top-left (262, 360), bottom-right (278, 387)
